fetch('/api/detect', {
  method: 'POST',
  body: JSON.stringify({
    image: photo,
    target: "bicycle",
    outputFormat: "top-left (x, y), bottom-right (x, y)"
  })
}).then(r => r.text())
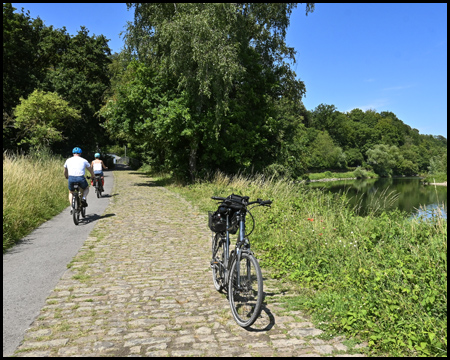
top-left (71, 176), bottom-right (90, 225)
top-left (209, 194), bottom-right (272, 328)
top-left (93, 174), bottom-right (103, 198)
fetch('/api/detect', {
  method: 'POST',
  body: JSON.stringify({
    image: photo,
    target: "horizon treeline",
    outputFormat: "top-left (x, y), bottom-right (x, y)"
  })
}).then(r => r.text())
top-left (3, 3), bottom-right (447, 180)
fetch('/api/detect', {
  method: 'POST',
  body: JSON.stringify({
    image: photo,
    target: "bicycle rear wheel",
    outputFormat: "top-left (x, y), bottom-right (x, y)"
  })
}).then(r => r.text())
top-left (81, 200), bottom-right (86, 218)
top-left (228, 252), bottom-right (263, 328)
top-left (211, 233), bottom-right (225, 292)
top-left (73, 196), bottom-right (80, 225)
top-left (96, 179), bottom-right (102, 198)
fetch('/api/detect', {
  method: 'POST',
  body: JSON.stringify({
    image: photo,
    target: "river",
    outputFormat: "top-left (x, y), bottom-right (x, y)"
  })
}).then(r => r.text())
top-left (306, 177), bottom-right (447, 219)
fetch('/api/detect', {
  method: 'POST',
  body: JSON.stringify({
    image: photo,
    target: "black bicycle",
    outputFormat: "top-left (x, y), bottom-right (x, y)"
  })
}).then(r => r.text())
top-left (71, 177), bottom-right (90, 225)
top-left (209, 194), bottom-right (272, 328)
top-left (93, 174), bottom-right (103, 198)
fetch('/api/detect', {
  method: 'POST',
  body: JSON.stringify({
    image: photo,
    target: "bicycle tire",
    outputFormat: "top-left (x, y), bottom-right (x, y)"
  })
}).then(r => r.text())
top-left (96, 179), bottom-right (102, 198)
top-left (81, 200), bottom-right (86, 218)
top-left (73, 195), bottom-right (80, 225)
top-left (211, 233), bottom-right (225, 292)
top-left (228, 252), bottom-right (264, 328)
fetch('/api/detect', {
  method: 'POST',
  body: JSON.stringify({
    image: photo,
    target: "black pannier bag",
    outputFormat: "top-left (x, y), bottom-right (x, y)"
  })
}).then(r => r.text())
top-left (208, 210), bottom-right (226, 233)
top-left (208, 194), bottom-right (247, 233)
top-left (226, 194), bottom-right (248, 211)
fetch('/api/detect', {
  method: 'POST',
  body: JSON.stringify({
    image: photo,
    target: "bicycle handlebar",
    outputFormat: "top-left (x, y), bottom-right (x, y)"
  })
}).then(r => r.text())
top-left (211, 196), bottom-right (272, 207)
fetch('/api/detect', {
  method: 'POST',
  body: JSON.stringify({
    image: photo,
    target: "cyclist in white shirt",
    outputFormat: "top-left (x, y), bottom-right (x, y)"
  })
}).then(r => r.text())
top-left (90, 153), bottom-right (108, 191)
top-left (64, 147), bottom-right (95, 213)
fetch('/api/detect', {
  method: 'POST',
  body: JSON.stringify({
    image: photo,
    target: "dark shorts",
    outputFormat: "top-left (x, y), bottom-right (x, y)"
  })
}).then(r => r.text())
top-left (94, 171), bottom-right (104, 177)
top-left (68, 176), bottom-right (88, 191)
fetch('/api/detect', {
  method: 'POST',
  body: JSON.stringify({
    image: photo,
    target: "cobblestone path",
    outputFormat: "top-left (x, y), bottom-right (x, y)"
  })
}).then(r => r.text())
top-left (14, 169), bottom-right (368, 357)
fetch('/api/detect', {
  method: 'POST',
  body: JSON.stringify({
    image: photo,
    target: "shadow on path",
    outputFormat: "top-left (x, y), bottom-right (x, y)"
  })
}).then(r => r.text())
top-left (78, 213), bottom-right (116, 225)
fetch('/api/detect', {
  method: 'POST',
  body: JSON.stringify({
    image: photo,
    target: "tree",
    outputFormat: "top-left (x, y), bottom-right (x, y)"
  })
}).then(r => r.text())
top-left (44, 26), bottom-right (112, 153)
top-left (366, 144), bottom-right (404, 177)
top-left (3, 4), bottom-right (112, 154)
top-left (13, 89), bottom-right (81, 149)
top-left (109, 3), bottom-right (315, 180)
top-left (3, 4), bottom-right (43, 149)
top-left (345, 148), bottom-right (364, 167)
top-left (307, 131), bottom-right (345, 170)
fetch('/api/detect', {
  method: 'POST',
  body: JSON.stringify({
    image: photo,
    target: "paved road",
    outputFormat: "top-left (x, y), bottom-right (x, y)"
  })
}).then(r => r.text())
top-left (3, 169), bottom-right (116, 357)
top-left (11, 168), bottom-right (368, 357)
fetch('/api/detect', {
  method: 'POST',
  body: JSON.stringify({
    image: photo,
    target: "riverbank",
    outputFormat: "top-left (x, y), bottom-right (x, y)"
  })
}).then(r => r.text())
top-left (308, 177), bottom-right (356, 183)
top-left (426, 181), bottom-right (447, 186)
top-left (309, 176), bottom-right (448, 187)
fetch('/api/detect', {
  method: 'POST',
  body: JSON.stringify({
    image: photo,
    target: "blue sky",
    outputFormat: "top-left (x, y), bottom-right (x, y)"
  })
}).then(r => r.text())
top-left (12, 3), bottom-right (447, 137)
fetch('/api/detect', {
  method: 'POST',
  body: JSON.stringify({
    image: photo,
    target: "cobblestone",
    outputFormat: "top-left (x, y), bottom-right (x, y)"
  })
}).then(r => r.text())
top-left (14, 168), bottom-right (368, 357)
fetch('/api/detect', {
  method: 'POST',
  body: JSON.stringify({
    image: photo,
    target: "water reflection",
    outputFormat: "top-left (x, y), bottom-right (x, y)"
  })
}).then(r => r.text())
top-left (307, 177), bottom-right (447, 218)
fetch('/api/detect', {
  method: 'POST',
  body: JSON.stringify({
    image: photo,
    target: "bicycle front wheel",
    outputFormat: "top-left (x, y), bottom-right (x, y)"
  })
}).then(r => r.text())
top-left (211, 233), bottom-right (225, 292)
top-left (228, 252), bottom-right (263, 328)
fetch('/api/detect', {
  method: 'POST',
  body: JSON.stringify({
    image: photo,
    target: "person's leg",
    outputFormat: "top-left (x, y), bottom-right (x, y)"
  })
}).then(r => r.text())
top-left (80, 177), bottom-right (90, 206)
top-left (83, 186), bottom-right (89, 199)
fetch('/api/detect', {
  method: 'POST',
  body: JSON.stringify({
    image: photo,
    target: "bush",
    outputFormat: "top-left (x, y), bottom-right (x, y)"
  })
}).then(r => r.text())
top-left (353, 166), bottom-right (369, 179)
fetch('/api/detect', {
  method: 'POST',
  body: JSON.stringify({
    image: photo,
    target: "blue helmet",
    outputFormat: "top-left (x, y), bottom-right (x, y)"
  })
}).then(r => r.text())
top-left (95, 153), bottom-right (100, 158)
top-left (72, 147), bottom-right (82, 154)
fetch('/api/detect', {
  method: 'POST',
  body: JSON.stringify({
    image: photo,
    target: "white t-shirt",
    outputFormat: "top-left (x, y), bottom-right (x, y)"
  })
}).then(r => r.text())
top-left (93, 161), bottom-right (103, 171)
top-left (64, 156), bottom-right (90, 176)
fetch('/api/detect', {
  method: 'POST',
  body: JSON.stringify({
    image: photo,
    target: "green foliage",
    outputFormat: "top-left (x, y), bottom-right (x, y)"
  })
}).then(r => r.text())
top-left (13, 89), bottom-right (81, 148)
top-left (42, 26), bottom-right (111, 153)
top-left (306, 105), bottom-right (446, 176)
top-left (345, 148), bottom-right (364, 167)
top-left (366, 144), bottom-right (403, 177)
top-left (307, 131), bottom-right (346, 169)
top-left (164, 171), bottom-right (447, 357)
top-left (107, 3), bottom-right (313, 180)
top-left (423, 173), bottom-right (447, 184)
top-left (353, 166), bottom-right (371, 179)
top-left (3, 4), bottom-right (112, 154)
top-left (428, 152), bottom-right (447, 175)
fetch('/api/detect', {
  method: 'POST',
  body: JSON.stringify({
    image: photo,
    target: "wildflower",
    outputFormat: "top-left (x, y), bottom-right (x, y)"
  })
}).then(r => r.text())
top-left (319, 233), bottom-right (322, 236)
top-left (351, 231), bottom-right (353, 234)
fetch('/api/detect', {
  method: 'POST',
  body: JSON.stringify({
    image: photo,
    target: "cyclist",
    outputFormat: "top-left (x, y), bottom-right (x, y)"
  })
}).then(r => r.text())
top-left (90, 153), bottom-right (108, 191)
top-left (64, 147), bottom-right (95, 213)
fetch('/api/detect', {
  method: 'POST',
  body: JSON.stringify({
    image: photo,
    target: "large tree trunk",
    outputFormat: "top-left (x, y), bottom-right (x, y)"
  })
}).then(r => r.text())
top-left (188, 143), bottom-right (197, 182)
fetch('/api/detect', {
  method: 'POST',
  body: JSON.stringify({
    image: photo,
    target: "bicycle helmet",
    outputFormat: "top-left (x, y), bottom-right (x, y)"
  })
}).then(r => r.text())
top-left (95, 153), bottom-right (100, 158)
top-left (72, 147), bottom-right (82, 154)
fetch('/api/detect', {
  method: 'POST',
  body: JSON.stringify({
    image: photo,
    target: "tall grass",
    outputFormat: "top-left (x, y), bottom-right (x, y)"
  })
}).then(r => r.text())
top-left (162, 170), bottom-right (447, 357)
top-left (3, 149), bottom-right (69, 252)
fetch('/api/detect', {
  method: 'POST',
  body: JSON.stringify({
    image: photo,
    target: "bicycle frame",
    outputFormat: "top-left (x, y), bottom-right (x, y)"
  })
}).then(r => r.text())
top-left (220, 208), bottom-right (249, 288)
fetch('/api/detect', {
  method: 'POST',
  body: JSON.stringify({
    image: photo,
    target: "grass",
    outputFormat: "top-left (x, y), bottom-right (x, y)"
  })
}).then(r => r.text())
top-left (148, 169), bottom-right (446, 357)
top-left (3, 149), bottom-right (69, 252)
top-left (307, 168), bottom-right (378, 181)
